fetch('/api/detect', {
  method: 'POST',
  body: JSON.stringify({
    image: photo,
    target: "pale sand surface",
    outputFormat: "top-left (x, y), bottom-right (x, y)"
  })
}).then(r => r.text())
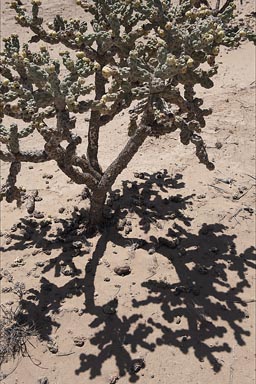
top-left (0, 1), bottom-right (255, 383)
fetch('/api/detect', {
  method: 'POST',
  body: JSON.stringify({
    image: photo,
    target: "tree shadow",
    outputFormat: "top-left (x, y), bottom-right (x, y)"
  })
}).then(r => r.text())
top-left (132, 223), bottom-right (255, 371)
top-left (1, 171), bottom-right (255, 381)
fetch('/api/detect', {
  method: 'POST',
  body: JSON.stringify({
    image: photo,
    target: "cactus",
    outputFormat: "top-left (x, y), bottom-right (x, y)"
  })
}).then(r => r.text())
top-left (0, 0), bottom-right (254, 231)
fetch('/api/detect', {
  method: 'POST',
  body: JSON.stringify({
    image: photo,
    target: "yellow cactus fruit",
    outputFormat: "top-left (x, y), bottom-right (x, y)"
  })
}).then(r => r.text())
top-left (31, 0), bottom-right (41, 5)
top-left (212, 46), bottom-right (220, 56)
top-left (2, 79), bottom-right (10, 87)
top-left (102, 65), bottom-right (113, 79)
top-left (93, 62), bottom-right (101, 71)
top-left (166, 55), bottom-right (176, 66)
top-left (239, 30), bottom-right (246, 38)
top-left (45, 64), bottom-right (56, 74)
top-left (187, 58), bottom-right (194, 68)
top-left (40, 45), bottom-right (47, 52)
top-left (217, 30), bottom-right (225, 39)
top-left (76, 51), bottom-right (85, 59)
top-left (82, 57), bottom-right (91, 63)
top-left (49, 31), bottom-right (57, 38)
top-left (165, 22), bottom-right (172, 31)
top-left (101, 95), bottom-right (108, 103)
top-left (77, 77), bottom-right (85, 85)
top-left (157, 27), bottom-right (165, 37)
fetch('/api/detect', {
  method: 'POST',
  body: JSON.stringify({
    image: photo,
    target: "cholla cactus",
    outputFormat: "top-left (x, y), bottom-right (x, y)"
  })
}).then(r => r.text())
top-left (0, 0), bottom-right (254, 230)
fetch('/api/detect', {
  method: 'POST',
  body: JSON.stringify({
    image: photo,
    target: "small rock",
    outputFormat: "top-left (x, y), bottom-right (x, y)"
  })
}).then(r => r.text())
top-left (215, 141), bottom-right (223, 149)
top-left (6, 300), bottom-right (14, 306)
top-left (73, 241), bottom-right (82, 249)
top-left (114, 265), bottom-right (131, 276)
top-left (109, 374), bottom-right (119, 384)
top-left (58, 207), bottom-right (65, 214)
top-left (244, 206), bottom-right (254, 214)
top-left (2, 287), bottom-right (12, 293)
top-left (232, 193), bottom-right (239, 200)
top-left (61, 265), bottom-right (74, 276)
top-left (73, 337), bottom-right (85, 347)
top-left (47, 340), bottom-right (58, 354)
top-left (43, 249), bottom-right (52, 255)
top-left (197, 194), bottom-right (206, 199)
top-left (32, 249), bottom-right (41, 256)
top-left (104, 277), bottom-right (110, 282)
top-left (130, 358), bottom-right (145, 374)
top-left (10, 224), bottom-right (18, 232)
top-left (35, 261), bottom-right (45, 267)
top-left (37, 377), bottom-right (49, 384)
top-left (148, 247), bottom-right (156, 255)
top-left (34, 211), bottom-right (45, 219)
top-left (11, 256), bottom-right (25, 268)
top-left (124, 227), bottom-right (132, 235)
top-left (176, 316), bottom-right (181, 324)
top-left (5, 237), bottom-right (12, 245)
top-left (43, 173), bottom-right (53, 179)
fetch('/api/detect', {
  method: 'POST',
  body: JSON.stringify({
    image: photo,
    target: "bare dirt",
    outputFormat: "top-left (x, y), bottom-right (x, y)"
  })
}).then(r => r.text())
top-left (0, 1), bottom-right (255, 384)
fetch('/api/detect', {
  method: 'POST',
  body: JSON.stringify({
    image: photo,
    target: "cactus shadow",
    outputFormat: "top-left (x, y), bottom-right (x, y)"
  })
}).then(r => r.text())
top-left (0, 171), bottom-right (255, 381)
top-left (110, 170), bottom-right (194, 232)
top-left (131, 224), bottom-right (256, 372)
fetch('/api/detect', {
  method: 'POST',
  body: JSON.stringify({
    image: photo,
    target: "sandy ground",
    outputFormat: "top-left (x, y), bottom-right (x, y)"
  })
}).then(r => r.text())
top-left (0, 1), bottom-right (255, 383)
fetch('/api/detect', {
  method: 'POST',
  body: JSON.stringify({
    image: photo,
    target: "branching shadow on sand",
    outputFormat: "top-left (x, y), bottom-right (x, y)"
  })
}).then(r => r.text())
top-left (74, 225), bottom-right (255, 380)
top-left (1, 171), bottom-right (255, 381)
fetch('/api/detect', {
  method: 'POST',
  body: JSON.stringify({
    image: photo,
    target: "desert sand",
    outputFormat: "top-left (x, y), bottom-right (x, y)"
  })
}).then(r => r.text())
top-left (0, 1), bottom-right (255, 383)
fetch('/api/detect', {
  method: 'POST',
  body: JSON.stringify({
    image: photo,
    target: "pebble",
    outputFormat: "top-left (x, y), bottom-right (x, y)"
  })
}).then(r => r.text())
top-left (61, 265), bottom-right (74, 276)
top-left (130, 358), bottom-right (145, 373)
top-left (35, 261), bottom-right (45, 267)
top-left (108, 374), bottom-right (119, 384)
top-left (73, 241), bottom-right (82, 249)
top-left (5, 237), bottom-right (12, 245)
top-left (37, 377), bottom-right (49, 384)
top-left (34, 211), bottom-right (45, 219)
top-left (148, 247), bottom-right (156, 255)
top-left (73, 336), bottom-right (85, 347)
top-left (114, 265), bottom-right (131, 276)
top-left (47, 341), bottom-right (58, 354)
top-left (43, 173), bottom-right (53, 179)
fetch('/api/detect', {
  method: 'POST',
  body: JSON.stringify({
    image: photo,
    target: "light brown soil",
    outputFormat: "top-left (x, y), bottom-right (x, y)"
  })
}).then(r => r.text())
top-left (0, 1), bottom-right (255, 384)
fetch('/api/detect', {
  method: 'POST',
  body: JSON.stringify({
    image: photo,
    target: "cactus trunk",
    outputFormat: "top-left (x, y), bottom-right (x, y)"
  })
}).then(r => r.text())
top-left (88, 189), bottom-right (107, 230)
